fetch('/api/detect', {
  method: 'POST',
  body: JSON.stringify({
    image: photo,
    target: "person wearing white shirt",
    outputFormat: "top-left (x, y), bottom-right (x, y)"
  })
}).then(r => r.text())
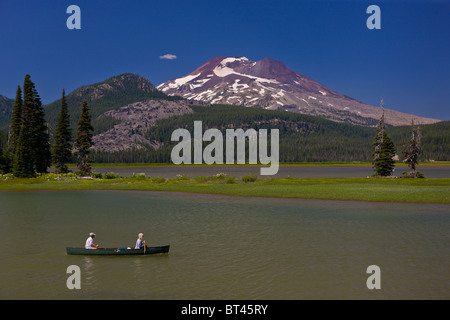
top-left (85, 232), bottom-right (99, 249)
top-left (135, 233), bottom-right (145, 249)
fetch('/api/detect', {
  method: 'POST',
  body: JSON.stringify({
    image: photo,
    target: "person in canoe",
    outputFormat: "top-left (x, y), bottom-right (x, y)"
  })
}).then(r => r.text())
top-left (135, 233), bottom-right (146, 250)
top-left (85, 232), bottom-right (99, 249)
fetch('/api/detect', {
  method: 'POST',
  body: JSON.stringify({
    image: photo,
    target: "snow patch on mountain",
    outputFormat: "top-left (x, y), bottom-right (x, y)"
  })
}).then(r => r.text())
top-left (156, 56), bottom-right (441, 126)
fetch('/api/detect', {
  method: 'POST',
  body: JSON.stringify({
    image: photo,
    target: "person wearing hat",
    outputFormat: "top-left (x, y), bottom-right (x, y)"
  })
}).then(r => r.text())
top-left (135, 233), bottom-right (145, 249)
top-left (85, 232), bottom-right (99, 249)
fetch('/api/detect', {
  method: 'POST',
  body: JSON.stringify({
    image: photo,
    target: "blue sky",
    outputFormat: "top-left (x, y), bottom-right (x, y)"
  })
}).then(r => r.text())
top-left (0, 0), bottom-right (449, 120)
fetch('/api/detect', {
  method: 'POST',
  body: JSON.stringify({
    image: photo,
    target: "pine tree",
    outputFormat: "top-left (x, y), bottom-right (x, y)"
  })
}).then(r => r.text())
top-left (0, 147), bottom-right (3, 173)
top-left (74, 100), bottom-right (94, 175)
top-left (12, 74), bottom-right (51, 177)
top-left (12, 122), bottom-right (35, 177)
top-left (8, 85), bottom-right (23, 157)
top-left (403, 118), bottom-right (421, 177)
top-left (372, 103), bottom-right (396, 176)
top-left (52, 89), bottom-right (72, 173)
top-left (30, 82), bottom-right (51, 173)
top-left (0, 145), bottom-right (10, 174)
top-left (13, 75), bottom-right (36, 177)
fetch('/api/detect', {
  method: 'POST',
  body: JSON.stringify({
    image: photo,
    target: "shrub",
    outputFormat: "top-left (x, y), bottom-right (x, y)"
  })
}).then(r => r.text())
top-left (150, 177), bottom-right (166, 183)
top-left (194, 176), bottom-right (209, 183)
top-left (215, 173), bottom-right (227, 180)
top-left (242, 174), bottom-right (257, 182)
top-left (74, 170), bottom-right (87, 177)
top-left (0, 173), bottom-right (14, 180)
top-left (225, 176), bottom-right (236, 184)
top-left (103, 172), bottom-right (119, 179)
top-left (132, 173), bottom-right (147, 180)
top-left (174, 174), bottom-right (189, 181)
top-left (401, 171), bottom-right (426, 179)
top-left (416, 171), bottom-right (425, 179)
top-left (91, 172), bottom-right (103, 179)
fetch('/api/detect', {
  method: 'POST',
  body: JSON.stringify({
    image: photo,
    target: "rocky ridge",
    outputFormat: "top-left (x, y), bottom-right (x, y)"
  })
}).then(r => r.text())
top-left (93, 99), bottom-right (194, 152)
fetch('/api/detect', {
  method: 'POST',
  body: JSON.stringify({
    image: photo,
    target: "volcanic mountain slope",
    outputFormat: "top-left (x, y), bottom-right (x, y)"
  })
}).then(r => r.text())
top-left (157, 56), bottom-right (440, 126)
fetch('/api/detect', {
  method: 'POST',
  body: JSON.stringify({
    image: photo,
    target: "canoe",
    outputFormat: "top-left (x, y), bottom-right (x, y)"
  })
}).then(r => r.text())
top-left (66, 245), bottom-right (170, 255)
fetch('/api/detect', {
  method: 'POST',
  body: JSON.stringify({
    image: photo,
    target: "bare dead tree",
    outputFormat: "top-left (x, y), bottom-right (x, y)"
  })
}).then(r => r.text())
top-left (403, 118), bottom-right (421, 177)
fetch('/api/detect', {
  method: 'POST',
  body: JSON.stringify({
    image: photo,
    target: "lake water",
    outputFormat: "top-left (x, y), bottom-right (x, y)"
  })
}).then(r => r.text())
top-left (87, 165), bottom-right (450, 179)
top-left (0, 191), bottom-right (448, 300)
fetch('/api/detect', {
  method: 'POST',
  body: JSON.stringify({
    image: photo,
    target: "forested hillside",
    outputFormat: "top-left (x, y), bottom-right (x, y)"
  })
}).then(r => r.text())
top-left (44, 73), bottom-right (182, 133)
top-left (388, 121), bottom-right (450, 162)
top-left (91, 104), bottom-right (450, 163)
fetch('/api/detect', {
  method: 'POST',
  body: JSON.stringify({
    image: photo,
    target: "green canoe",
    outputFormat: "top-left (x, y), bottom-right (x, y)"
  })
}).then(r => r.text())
top-left (66, 245), bottom-right (170, 255)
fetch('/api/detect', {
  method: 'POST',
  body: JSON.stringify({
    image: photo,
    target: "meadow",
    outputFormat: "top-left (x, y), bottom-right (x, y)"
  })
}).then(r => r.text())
top-left (1, 171), bottom-right (449, 204)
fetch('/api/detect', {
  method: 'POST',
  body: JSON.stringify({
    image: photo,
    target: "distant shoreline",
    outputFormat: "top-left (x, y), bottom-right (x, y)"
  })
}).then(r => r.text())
top-left (62, 162), bottom-right (450, 168)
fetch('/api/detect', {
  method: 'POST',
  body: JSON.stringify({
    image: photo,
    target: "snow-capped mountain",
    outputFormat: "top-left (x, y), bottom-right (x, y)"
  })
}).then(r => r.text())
top-left (157, 56), bottom-right (440, 126)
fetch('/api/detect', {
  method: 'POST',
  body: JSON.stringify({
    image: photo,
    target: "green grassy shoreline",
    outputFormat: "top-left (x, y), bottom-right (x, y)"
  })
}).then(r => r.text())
top-left (1, 174), bottom-right (449, 204)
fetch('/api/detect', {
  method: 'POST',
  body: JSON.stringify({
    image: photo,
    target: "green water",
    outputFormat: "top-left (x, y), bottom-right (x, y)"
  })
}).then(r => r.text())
top-left (0, 191), bottom-right (448, 299)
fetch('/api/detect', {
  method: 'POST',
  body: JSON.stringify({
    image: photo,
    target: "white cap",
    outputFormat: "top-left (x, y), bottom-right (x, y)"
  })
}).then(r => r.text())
top-left (90, 232), bottom-right (96, 236)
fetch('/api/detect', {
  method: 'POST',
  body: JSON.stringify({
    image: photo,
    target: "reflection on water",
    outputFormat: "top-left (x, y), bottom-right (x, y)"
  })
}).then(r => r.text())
top-left (82, 257), bottom-right (96, 287)
top-left (0, 191), bottom-right (448, 299)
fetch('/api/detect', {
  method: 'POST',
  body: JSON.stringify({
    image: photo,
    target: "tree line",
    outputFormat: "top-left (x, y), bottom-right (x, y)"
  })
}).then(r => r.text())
top-left (0, 75), bottom-right (94, 177)
top-left (91, 104), bottom-right (432, 178)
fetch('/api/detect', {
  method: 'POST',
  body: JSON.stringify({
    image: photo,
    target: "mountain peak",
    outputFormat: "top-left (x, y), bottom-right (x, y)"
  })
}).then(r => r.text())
top-left (44, 73), bottom-right (179, 132)
top-left (157, 56), bottom-right (440, 126)
top-left (83, 73), bottom-right (159, 96)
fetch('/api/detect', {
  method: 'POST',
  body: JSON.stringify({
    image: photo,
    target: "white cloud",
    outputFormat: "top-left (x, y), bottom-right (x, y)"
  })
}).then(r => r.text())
top-left (159, 54), bottom-right (177, 60)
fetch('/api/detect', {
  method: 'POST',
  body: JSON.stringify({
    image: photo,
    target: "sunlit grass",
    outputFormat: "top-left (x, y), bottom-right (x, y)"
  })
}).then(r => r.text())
top-left (1, 172), bottom-right (449, 204)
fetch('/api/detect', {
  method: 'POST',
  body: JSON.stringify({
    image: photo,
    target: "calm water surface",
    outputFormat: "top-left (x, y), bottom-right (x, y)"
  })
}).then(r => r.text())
top-left (0, 191), bottom-right (448, 299)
